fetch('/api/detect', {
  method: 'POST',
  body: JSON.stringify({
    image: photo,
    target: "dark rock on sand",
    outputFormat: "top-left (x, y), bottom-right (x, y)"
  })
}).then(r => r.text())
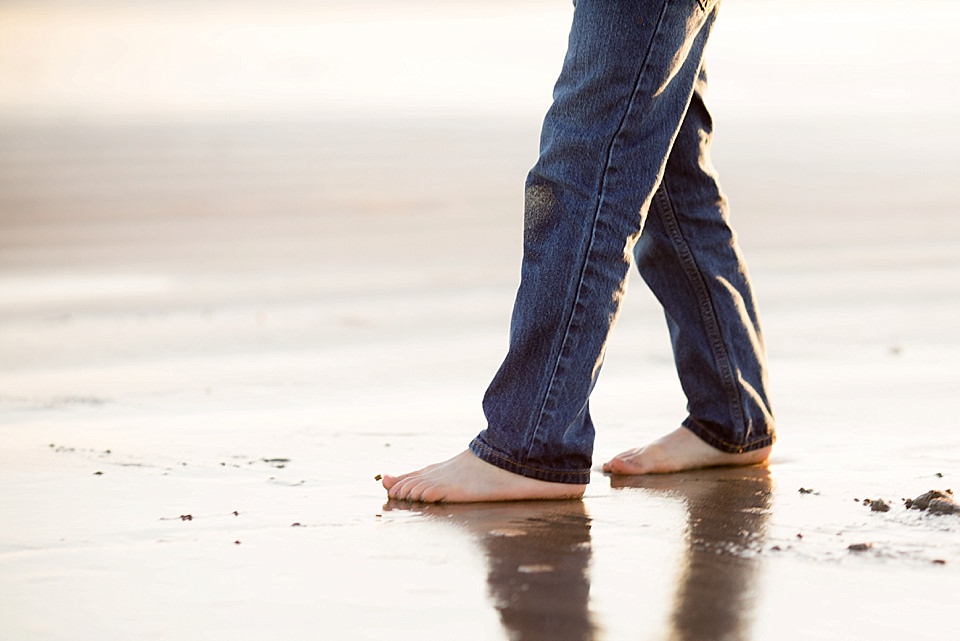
top-left (904, 490), bottom-right (960, 515)
top-left (862, 498), bottom-right (890, 512)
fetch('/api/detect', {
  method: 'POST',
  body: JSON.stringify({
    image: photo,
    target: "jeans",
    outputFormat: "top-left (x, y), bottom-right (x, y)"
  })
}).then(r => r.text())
top-left (470, 0), bottom-right (775, 484)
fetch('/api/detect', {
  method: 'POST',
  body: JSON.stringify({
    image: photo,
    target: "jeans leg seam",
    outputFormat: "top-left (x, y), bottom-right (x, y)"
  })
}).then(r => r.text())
top-left (655, 179), bottom-right (748, 437)
top-left (523, 1), bottom-right (674, 461)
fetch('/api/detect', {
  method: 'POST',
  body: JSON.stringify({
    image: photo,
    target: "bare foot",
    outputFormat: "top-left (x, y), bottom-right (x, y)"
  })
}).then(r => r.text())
top-left (602, 426), bottom-right (771, 475)
top-left (381, 450), bottom-right (587, 503)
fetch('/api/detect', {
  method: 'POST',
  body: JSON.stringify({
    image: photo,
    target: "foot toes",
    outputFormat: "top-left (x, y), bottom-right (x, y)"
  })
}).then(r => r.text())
top-left (388, 477), bottom-right (414, 500)
top-left (418, 488), bottom-right (441, 503)
top-left (403, 481), bottom-right (426, 501)
top-left (603, 449), bottom-right (655, 475)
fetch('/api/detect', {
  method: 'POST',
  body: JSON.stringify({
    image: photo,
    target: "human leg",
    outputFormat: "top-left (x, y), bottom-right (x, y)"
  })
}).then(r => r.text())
top-left (386, 0), bottom-right (725, 501)
top-left (603, 67), bottom-right (775, 475)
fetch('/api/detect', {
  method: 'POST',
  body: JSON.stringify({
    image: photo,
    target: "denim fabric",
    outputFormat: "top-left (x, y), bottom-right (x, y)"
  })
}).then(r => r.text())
top-left (470, 0), bottom-right (775, 484)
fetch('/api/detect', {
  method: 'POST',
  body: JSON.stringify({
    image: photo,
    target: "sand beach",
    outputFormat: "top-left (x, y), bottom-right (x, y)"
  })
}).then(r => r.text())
top-left (2, 1), bottom-right (959, 639)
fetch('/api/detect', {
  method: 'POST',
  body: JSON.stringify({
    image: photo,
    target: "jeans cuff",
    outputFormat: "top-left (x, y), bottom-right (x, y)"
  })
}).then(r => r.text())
top-left (469, 437), bottom-right (592, 485)
top-left (683, 417), bottom-right (776, 454)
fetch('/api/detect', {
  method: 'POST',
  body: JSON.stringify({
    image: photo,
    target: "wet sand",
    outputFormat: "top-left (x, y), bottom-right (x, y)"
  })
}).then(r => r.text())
top-left (2, 1), bottom-right (960, 640)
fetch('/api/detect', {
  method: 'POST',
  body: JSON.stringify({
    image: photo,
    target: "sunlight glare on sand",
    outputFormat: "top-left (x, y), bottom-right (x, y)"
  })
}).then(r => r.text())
top-left (0, 274), bottom-right (174, 305)
top-left (0, 1), bottom-right (570, 122)
top-left (1, 0), bottom-right (957, 124)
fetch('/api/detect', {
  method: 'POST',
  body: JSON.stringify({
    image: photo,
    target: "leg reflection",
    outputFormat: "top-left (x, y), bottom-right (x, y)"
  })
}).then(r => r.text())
top-left (384, 500), bottom-right (598, 641)
top-left (610, 467), bottom-right (773, 641)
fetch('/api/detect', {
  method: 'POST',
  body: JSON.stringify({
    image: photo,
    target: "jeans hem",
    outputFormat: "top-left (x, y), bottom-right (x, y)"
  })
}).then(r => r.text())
top-left (469, 438), bottom-right (592, 485)
top-left (683, 417), bottom-right (776, 454)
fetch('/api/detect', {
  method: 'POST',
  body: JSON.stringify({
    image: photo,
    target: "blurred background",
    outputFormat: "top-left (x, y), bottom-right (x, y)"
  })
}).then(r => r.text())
top-left (2, 0), bottom-right (956, 122)
top-left (2, 0), bottom-right (957, 279)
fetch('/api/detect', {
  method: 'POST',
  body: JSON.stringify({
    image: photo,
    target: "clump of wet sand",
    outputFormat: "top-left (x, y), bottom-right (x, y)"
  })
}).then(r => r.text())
top-left (854, 489), bottom-right (960, 516)
top-left (862, 498), bottom-right (890, 513)
top-left (904, 490), bottom-right (960, 515)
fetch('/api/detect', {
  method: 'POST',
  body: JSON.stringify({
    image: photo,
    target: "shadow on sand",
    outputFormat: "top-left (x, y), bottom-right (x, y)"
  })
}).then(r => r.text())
top-left (385, 466), bottom-right (773, 641)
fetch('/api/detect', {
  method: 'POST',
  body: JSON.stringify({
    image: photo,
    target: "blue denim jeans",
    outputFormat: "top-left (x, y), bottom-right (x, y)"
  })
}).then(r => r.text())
top-left (470, 0), bottom-right (775, 484)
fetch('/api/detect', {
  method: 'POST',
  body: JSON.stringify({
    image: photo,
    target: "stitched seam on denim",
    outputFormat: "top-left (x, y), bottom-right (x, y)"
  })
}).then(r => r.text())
top-left (473, 439), bottom-right (589, 477)
top-left (656, 180), bottom-right (747, 435)
top-left (522, 2), bottom-right (673, 462)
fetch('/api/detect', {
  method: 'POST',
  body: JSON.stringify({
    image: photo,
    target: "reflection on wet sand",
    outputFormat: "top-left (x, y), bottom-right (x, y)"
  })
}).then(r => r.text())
top-left (610, 466), bottom-right (773, 641)
top-left (385, 500), bottom-right (598, 641)
top-left (385, 467), bottom-right (771, 641)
